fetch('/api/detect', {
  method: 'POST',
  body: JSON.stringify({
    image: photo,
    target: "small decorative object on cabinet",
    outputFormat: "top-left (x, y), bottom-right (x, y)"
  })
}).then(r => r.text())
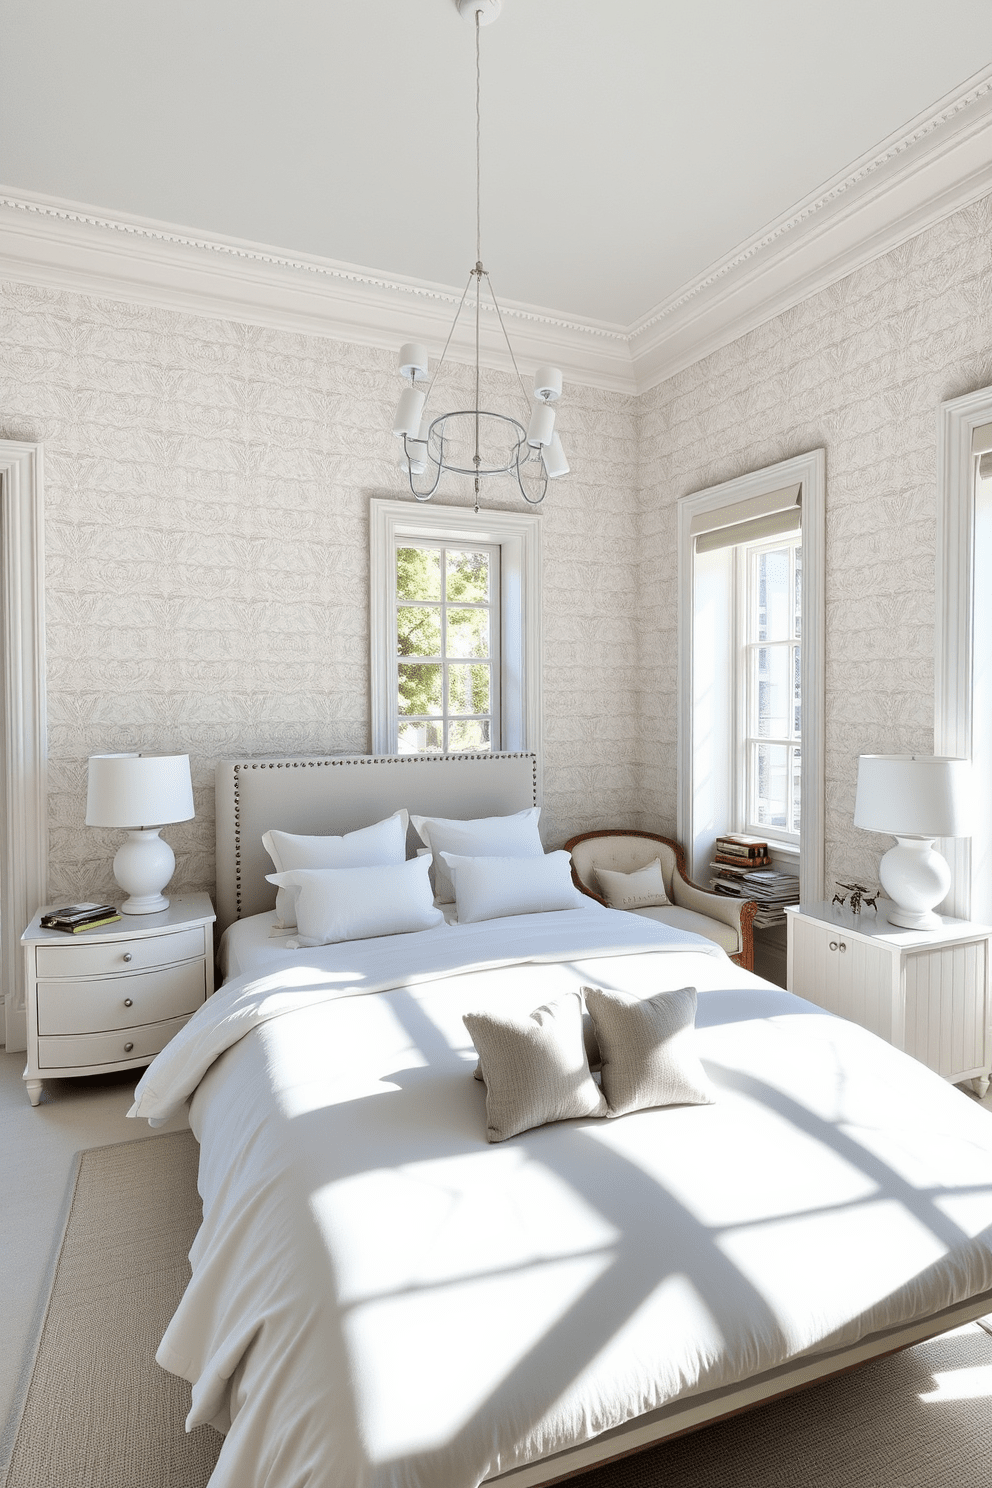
top-left (21, 892), bottom-right (215, 1107)
top-left (786, 901), bottom-right (992, 1096)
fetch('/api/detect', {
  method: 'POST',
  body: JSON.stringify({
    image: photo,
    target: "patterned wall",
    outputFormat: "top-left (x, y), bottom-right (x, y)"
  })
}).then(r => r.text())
top-left (2, 189), bottom-right (990, 907)
top-left (0, 284), bottom-right (640, 902)
top-left (635, 191), bottom-right (992, 894)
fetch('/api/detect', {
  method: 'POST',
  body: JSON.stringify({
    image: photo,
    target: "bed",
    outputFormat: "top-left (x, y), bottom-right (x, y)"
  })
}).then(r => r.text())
top-left (130, 752), bottom-right (992, 1488)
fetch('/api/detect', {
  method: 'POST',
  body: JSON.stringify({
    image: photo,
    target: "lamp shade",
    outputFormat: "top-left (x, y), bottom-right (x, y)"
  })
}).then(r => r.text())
top-left (86, 754), bottom-right (195, 829)
top-left (853, 755), bottom-right (971, 838)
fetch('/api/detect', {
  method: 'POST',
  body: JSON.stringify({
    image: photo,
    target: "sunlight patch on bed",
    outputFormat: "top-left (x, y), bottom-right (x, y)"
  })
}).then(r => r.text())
top-left (315, 1149), bottom-right (618, 1304)
top-left (345, 1252), bottom-right (613, 1460)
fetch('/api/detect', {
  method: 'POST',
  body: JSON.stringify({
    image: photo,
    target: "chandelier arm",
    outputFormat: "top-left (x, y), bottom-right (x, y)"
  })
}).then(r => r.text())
top-left (484, 271), bottom-right (537, 417)
top-left (403, 434), bottom-right (444, 502)
top-left (515, 440), bottom-right (548, 505)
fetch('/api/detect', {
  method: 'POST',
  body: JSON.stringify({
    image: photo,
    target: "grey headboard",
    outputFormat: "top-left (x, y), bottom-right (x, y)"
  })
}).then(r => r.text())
top-left (214, 752), bottom-right (539, 933)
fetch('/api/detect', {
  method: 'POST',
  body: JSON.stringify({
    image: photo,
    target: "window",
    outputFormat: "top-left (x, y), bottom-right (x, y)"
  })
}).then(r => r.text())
top-left (739, 535), bottom-right (802, 843)
top-left (677, 451), bottom-right (824, 899)
top-left (370, 499), bottom-right (542, 762)
top-left (394, 541), bottom-right (501, 753)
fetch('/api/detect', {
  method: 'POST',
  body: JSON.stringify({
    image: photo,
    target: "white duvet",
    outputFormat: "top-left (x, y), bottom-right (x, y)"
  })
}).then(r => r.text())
top-left (131, 905), bottom-right (992, 1488)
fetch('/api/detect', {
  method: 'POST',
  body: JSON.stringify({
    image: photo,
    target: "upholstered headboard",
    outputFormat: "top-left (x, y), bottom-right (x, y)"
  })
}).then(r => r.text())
top-left (214, 752), bottom-right (539, 933)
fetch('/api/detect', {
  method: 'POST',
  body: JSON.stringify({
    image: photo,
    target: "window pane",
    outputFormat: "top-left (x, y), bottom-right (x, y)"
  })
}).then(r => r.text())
top-left (756, 645), bottom-right (790, 737)
top-left (448, 719), bottom-right (491, 753)
top-left (791, 746), bottom-right (802, 835)
top-left (793, 646), bottom-right (802, 738)
top-left (757, 548), bottom-right (790, 642)
top-left (448, 663), bottom-right (490, 716)
top-left (447, 607), bottom-right (489, 658)
top-left (397, 546), bottom-right (441, 602)
top-left (397, 606), bottom-right (441, 658)
top-left (398, 663), bottom-right (443, 716)
top-left (753, 742), bottom-right (789, 828)
top-left (398, 721), bottom-right (443, 754)
top-left (794, 546), bottom-right (803, 639)
top-left (446, 550), bottom-right (490, 603)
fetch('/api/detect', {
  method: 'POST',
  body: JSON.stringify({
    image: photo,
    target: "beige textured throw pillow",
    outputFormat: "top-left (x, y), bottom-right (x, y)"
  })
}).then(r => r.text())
top-left (583, 984), bottom-right (714, 1117)
top-left (474, 1010), bottom-right (601, 1080)
top-left (595, 858), bottom-right (671, 911)
top-left (464, 992), bottom-right (608, 1142)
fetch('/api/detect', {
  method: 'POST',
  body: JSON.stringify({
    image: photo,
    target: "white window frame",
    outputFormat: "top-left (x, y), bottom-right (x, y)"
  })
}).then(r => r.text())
top-left (677, 450), bottom-right (825, 900)
top-left (0, 441), bottom-right (48, 1053)
top-left (737, 533), bottom-right (803, 846)
top-left (370, 499), bottom-right (542, 769)
top-left (935, 383), bottom-right (992, 920)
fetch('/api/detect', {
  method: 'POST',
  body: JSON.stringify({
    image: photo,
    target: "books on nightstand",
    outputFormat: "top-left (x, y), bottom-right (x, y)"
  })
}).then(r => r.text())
top-left (40, 903), bottom-right (122, 933)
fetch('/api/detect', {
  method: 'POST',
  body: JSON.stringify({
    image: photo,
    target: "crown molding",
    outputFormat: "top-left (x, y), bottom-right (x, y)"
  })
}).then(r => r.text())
top-left (0, 65), bottom-right (990, 398)
top-left (630, 64), bottom-right (992, 392)
top-left (0, 189), bottom-right (637, 393)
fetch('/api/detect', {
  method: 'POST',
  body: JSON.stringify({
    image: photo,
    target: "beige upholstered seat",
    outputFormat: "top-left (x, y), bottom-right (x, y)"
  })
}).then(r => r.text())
top-left (564, 830), bottom-right (756, 971)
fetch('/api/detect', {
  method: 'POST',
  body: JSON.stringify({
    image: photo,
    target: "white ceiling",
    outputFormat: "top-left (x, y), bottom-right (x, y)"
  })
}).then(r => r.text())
top-left (2, 0), bottom-right (992, 329)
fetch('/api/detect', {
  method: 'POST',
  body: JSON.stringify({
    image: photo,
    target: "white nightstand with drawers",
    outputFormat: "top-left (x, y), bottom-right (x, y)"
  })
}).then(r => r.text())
top-left (21, 892), bottom-right (215, 1107)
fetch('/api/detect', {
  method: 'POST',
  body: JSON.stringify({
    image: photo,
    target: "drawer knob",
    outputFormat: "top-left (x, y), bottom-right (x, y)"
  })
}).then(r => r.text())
top-left (124, 1041), bottom-right (134, 1053)
top-left (122, 953), bottom-right (133, 964)
top-left (123, 998), bottom-right (133, 1008)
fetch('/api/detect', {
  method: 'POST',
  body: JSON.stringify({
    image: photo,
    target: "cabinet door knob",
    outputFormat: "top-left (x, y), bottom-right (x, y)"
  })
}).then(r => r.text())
top-left (829, 940), bottom-right (838, 951)
top-left (123, 998), bottom-right (133, 1008)
top-left (122, 953), bottom-right (133, 963)
top-left (123, 1041), bottom-right (134, 1053)
top-left (839, 941), bottom-right (847, 953)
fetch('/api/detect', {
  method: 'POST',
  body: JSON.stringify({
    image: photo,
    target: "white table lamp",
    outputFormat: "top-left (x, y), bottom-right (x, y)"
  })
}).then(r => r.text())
top-left (86, 753), bottom-right (195, 914)
top-left (854, 755), bottom-right (971, 930)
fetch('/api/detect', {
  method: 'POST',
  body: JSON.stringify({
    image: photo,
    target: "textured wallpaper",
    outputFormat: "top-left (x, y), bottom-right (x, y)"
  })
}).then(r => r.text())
top-left (635, 191), bottom-right (992, 895)
top-left (1, 189), bottom-right (990, 909)
top-left (0, 285), bottom-right (639, 902)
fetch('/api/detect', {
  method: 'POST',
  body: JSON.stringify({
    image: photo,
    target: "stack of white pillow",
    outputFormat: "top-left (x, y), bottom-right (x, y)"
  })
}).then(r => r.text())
top-left (262, 806), bottom-right (584, 947)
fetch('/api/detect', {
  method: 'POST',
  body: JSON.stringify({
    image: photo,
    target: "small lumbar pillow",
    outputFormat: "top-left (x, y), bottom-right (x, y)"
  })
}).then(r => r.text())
top-left (410, 807), bottom-right (543, 903)
top-left (464, 991), bottom-right (607, 1142)
top-left (582, 984), bottom-right (714, 1117)
top-left (595, 858), bottom-right (671, 912)
top-left (266, 855), bottom-right (442, 945)
top-left (440, 850), bottom-right (584, 924)
top-left (474, 1009), bottom-right (601, 1081)
top-left (261, 810), bottom-right (408, 928)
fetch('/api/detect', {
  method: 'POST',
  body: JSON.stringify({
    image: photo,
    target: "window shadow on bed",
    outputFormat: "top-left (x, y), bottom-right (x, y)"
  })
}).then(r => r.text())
top-left (206, 981), bottom-right (992, 1488)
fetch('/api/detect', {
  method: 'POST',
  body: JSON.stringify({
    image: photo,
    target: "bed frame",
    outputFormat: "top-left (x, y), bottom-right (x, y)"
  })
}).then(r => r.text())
top-left (214, 751), bottom-right (538, 933)
top-left (213, 749), bottom-right (992, 1484)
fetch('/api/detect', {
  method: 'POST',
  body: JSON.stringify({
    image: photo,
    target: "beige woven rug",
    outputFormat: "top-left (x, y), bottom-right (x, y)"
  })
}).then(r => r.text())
top-left (5, 1129), bottom-right (992, 1488)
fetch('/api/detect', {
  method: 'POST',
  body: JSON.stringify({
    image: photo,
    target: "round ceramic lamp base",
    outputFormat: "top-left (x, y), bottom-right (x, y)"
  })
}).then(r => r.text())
top-left (878, 836), bottom-right (951, 931)
top-left (113, 828), bottom-right (175, 915)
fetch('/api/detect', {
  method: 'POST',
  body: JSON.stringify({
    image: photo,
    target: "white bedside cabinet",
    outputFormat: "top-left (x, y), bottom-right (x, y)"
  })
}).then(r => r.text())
top-left (786, 901), bottom-right (992, 1095)
top-left (21, 892), bottom-right (215, 1107)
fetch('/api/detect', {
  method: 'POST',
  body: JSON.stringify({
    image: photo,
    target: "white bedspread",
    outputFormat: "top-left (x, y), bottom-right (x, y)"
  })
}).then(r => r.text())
top-left (133, 909), bottom-right (992, 1488)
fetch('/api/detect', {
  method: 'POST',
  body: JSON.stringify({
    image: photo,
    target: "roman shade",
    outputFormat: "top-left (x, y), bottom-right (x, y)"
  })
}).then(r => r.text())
top-left (691, 482), bottom-right (801, 553)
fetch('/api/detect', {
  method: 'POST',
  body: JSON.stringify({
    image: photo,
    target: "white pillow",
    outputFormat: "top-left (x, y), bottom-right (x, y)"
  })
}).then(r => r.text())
top-left (440, 850), bottom-right (584, 924)
top-left (266, 855), bottom-right (443, 945)
top-left (262, 810), bottom-right (409, 928)
top-left (410, 807), bottom-right (543, 903)
top-left (595, 857), bottom-right (671, 912)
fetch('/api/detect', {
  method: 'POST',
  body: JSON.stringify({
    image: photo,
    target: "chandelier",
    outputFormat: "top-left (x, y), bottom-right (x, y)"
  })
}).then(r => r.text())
top-left (391, 0), bottom-right (568, 509)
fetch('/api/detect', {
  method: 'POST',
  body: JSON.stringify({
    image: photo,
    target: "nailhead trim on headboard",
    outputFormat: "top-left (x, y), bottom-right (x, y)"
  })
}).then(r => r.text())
top-left (231, 752), bottom-right (538, 919)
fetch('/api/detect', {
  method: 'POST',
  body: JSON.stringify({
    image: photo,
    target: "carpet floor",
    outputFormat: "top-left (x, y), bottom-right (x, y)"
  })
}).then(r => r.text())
top-left (5, 1128), bottom-right (992, 1488)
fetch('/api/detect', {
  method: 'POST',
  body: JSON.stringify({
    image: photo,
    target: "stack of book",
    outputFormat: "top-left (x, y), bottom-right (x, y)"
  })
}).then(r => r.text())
top-left (713, 833), bottom-right (771, 868)
top-left (40, 902), bottom-right (121, 934)
top-left (710, 836), bottom-right (800, 927)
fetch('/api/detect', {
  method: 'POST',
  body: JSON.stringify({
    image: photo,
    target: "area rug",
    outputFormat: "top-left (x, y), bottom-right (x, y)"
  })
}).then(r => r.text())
top-left (4, 1128), bottom-right (992, 1488)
